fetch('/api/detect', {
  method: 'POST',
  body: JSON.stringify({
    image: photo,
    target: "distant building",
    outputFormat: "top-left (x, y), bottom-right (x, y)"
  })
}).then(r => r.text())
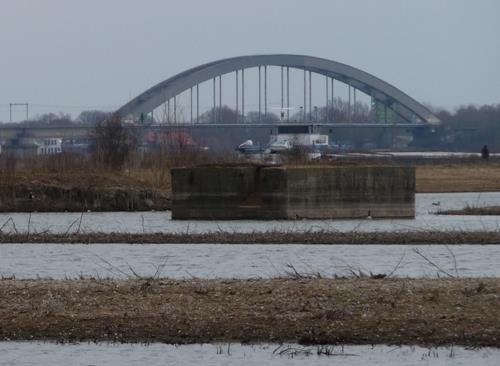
top-left (36, 138), bottom-right (63, 155)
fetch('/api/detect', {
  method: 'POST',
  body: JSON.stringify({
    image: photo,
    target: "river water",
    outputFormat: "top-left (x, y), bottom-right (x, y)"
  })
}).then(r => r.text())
top-left (0, 342), bottom-right (498, 366)
top-left (1, 192), bottom-right (500, 234)
top-left (1, 243), bottom-right (499, 279)
top-left (1, 192), bottom-right (499, 363)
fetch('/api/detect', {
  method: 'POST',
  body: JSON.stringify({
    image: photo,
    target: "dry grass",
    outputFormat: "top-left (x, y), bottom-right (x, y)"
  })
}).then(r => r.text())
top-left (0, 277), bottom-right (498, 346)
top-left (0, 153), bottom-right (173, 212)
top-left (416, 163), bottom-right (500, 193)
top-left (437, 205), bottom-right (500, 216)
top-left (2, 154), bottom-right (500, 212)
top-left (0, 153), bottom-right (171, 191)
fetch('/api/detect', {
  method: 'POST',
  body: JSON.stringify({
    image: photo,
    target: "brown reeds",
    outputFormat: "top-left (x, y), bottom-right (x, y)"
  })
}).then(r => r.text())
top-left (437, 205), bottom-right (500, 215)
top-left (0, 277), bottom-right (498, 346)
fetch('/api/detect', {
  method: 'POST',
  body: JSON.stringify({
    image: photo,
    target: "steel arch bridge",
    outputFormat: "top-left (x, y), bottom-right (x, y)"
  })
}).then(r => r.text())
top-left (117, 54), bottom-right (439, 126)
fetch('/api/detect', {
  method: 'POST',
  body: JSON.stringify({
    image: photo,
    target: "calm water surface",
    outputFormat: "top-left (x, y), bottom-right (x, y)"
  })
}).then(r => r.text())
top-left (1, 192), bottom-right (500, 234)
top-left (0, 343), bottom-right (498, 366)
top-left (1, 243), bottom-right (498, 279)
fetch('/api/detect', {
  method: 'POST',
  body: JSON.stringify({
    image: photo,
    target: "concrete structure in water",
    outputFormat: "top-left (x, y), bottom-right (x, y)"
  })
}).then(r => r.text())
top-left (171, 165), bottom-right (415, 220)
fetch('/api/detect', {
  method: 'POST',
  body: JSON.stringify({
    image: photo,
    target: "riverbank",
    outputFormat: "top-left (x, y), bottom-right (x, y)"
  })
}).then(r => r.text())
top-left (1, 160), bottom-right (500, 212)
top-left (0, 172), bottom-right (170, 212)
top-left (1, 230), bottom-right (500, 244)
top-left (0, 278), bottom-right (498, 346)
top-left (416, 163), bottom-right (500, 193)
top-left (438, 205), bottom-right (500, 215)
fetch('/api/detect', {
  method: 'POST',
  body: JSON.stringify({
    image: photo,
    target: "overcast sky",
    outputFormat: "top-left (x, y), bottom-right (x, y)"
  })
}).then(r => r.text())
top-left (0, 0), bottom-right (499, 122)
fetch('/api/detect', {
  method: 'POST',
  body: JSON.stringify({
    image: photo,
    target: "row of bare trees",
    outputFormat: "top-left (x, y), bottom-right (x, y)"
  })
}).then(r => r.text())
top-left (426, 104), bottom-right (500, 151)
top-left (192, 98), bottom-right (371, 124)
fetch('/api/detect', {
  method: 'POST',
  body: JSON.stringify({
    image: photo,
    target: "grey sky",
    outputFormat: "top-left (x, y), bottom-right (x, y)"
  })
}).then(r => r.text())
top-left (0, 0), bottom-right (499, 122)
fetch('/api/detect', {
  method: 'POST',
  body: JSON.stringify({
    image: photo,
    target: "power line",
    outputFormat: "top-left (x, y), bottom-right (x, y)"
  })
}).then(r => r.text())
top-left (9, 103), bottom-right (29, 122)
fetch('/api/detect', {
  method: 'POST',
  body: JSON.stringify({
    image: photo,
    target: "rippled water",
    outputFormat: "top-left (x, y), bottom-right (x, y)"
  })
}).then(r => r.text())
top-left (0, 343), bottom-right (498, 366)
top-left (1, 192), bottom-right (500, 235)
top-left (1, 243), bottom-right (498, 279)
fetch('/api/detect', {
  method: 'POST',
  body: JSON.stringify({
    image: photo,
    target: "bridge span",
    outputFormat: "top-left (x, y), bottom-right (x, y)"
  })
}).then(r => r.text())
top-left (117, 54), bottom-right (440, 126)
top-left (0, 54), bottom-right (440, 149)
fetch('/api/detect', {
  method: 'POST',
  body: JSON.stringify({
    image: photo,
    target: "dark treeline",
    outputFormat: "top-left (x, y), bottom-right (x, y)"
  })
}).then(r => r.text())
top-left (2, 103), bottom-right (499, 151)
top-left (2, 110), bottom-right (112, 127)
top-left (430, 104), bottom-right (500, 152)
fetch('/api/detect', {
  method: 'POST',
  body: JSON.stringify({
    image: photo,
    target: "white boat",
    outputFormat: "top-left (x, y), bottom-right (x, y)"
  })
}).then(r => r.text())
top-left (236, 139), bottom-right (263, 154)
top-left (268, 124), bottom-right (329, 153)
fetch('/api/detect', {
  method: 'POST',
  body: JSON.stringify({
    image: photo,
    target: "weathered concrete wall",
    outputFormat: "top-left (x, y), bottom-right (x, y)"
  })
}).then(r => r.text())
top-left (171, 166), bottom-right (261, 219)
top-left (171, 165), bottom-right (415, 220)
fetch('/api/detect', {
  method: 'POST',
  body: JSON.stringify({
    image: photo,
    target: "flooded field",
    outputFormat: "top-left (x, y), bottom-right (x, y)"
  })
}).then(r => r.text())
top-left (1, 192), bottom-right (500, 235)
top-left (0, 342), bottom-right (498, 366)
top-left (1, 243), bottom-right (499, 279)
top-left (1, 191), bottom-right (499, 361)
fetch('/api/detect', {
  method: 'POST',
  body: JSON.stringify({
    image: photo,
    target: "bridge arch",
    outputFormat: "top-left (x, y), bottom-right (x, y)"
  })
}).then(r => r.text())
top-left (117, 54), bottom-right (439, 125)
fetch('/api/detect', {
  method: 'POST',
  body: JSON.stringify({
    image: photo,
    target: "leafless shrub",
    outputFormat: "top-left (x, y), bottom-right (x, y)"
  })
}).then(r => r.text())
top-left (92, 114), bottom-right (139, 169)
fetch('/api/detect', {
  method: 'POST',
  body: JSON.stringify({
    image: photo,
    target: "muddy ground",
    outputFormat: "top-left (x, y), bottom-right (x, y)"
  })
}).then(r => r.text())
top-left (1, 230), bottom-right (500, 244)
top-left (0, 278), bottom-right (498, 346)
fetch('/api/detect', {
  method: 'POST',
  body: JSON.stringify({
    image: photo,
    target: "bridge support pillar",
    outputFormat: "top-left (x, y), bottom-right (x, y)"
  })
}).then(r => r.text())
top-left (174, 96), bottom-right (177, 123)
top-left (196, 84), bottom-right (199, 123)
top-left (280, 67), bottom-right (284, 119)
top-left (348, 84), bottom-right (352, 121)
top-left (258, 66), bottom-right (262, 122)
top-left (190, 87), bottom-right (193, 124)
top-left (286, 67), bottom-right (290, 121)
top-left (264, 65), bottom-right (267, 119)
top-left (219, 76), bottom-right (222, 123)
top-left (303, 69), bottom-right (306, 121)
top-left (235, 70), bottom-right (239, 122)
top-left (213, 78), bottom-right (216, 123)
top-left (242, 69), bottom-right (245, 122)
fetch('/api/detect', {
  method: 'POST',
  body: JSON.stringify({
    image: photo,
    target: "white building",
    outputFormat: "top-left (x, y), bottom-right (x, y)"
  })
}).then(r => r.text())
top-left (37, 138), bottom-right (63, 155)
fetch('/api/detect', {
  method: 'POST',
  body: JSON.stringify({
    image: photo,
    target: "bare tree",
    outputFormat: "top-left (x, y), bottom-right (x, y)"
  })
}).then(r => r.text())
top-left (92, 114), bottom-right (139, 168)
top-left (78, 110), bottom-right (112, 125)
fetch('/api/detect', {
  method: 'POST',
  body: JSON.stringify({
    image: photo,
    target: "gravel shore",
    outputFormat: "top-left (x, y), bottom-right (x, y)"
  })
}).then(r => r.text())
top-left (1, 278), bottom-right (499, 346)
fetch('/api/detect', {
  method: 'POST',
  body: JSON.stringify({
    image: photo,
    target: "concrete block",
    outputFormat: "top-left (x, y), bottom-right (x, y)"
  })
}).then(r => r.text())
top-left (171, 165), bottom-right (415, 220)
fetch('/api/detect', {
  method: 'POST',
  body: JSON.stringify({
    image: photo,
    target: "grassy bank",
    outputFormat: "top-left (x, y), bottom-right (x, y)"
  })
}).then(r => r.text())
top-left (2, 154), bottom-right (500, 212)
top-left (0, 153), bottom-right (172, 212)
top-left (0, 278), bottom-right (498, 346)
top-left (1, 230), bottom-right (500, 244)
top-left (438, 205), bottom-right (500, 215)
top-left (0, 172), bottom-right (171, 212)
top-left (416, 163), bottom-right (500, 193)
